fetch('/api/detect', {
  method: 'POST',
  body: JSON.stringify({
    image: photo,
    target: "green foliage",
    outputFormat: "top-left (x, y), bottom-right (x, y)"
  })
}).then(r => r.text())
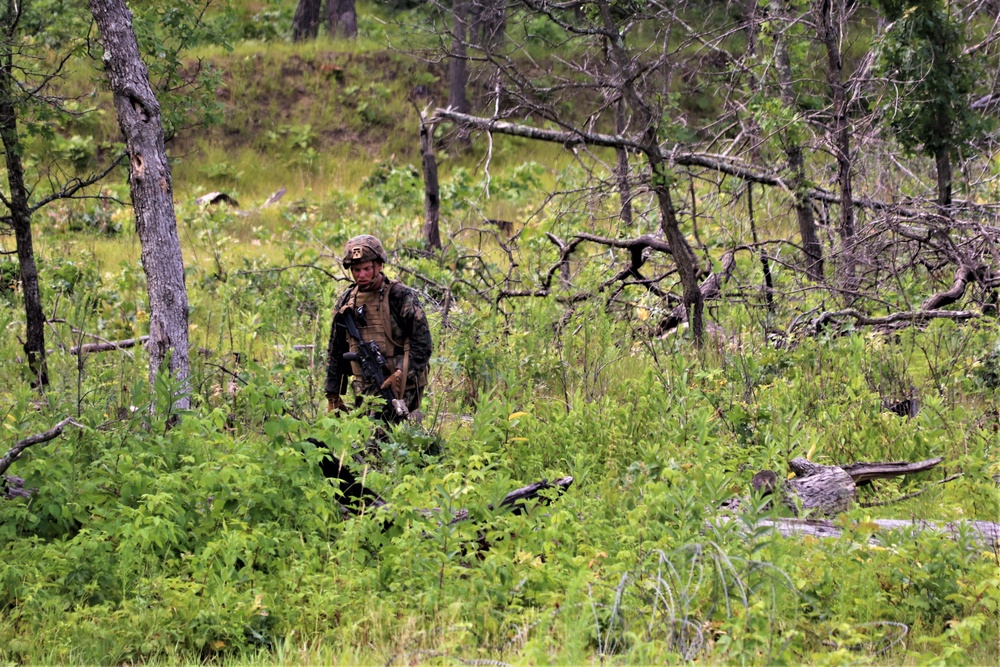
top-left (873, 0), bottom-right (983, 158)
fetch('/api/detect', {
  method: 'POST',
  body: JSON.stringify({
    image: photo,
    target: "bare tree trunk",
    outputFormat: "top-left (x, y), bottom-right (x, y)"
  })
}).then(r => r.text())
top-left (292, 0), bottom-right (322, 41)
top-left (818, 0), bottom-right (856, 287)
top-left (596, 1), bottom-right (704, 344)
top-left (614, 97), bottom-right (633, 226)
top-left (774, 0), bottom-right (824, 281)
top-left (326, 0), bottom-right (357, 39)
top-left (936, 147), bottom-right (952, 209)
top-left (419, 113), bottom-right (441, 249)
top-left (89, 0), bottom-right (190, 410)
top-left (449, 0), bottom-right (470, 114)
top-left (0, 4), bottom-right (47, 388)
top-left (819, 0), bottom-right (854, 241)
top-left (470, 0), bottom-right (506, 52)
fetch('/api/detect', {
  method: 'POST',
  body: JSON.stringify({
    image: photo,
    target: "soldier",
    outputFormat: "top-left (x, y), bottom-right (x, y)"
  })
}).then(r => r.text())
top-left (324, 235), bottom-right (432, 422)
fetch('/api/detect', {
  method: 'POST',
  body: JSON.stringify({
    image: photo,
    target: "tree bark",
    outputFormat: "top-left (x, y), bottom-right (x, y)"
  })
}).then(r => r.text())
top-left (935, 147), bottom-right (952, 209)
top-left (774, 0), bottom-right (823, 281)
top-left (0, 2), bottom-right (47, 388)
top-left (449, 0), bottom-right (470, 114)
top-left (90, 0), bottom-right (190, 410)
top-left (595, 0), bottom-right (704, 344)
top-left (470, 0), bottom-right (506, 52)
top-left (419, 112), bottom-right (442, 249)
top-left (292, 0), bottom-right (322, 41)
top-left (326, 0), bottom-right (357, 39)
top-left (818, 0), bottom-right (856, 281)
top-left (614, 97), bottom-right (633, 226)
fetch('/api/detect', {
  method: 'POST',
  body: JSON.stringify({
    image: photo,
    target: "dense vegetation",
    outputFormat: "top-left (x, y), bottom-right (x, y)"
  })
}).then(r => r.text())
top-left (0, 0), bottom-right (998, 664)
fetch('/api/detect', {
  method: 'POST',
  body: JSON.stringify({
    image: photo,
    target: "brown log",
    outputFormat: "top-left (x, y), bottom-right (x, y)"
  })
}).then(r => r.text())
top-left (71, 335), bottom-right (149, 355)
top-left (842, 458), bottom-right (943, 485)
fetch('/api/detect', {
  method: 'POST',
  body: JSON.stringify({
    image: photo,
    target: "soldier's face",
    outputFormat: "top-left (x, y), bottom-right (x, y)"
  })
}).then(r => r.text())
top-left (351, 261), bottom-right (380, 289)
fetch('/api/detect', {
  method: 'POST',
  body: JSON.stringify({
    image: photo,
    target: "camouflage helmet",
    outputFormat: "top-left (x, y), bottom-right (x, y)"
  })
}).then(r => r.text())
top-left (342, 235), bottom-right (388, 268)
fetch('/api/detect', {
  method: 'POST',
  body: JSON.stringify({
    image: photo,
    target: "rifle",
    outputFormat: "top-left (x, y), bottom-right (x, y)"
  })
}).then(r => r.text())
top-left (338, 306), bottom-right (409, 421)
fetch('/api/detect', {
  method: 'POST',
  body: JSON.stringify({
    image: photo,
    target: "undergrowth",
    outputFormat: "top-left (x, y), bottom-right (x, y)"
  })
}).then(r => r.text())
top-left (2, 162), bottom-right (999, 664)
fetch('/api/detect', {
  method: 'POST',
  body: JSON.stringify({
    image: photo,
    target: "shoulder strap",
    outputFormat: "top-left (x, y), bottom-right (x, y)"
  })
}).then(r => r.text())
top-left (380, 279), bottom-right (403, 350)
top-left (338, 285), bottom-right (360, 314)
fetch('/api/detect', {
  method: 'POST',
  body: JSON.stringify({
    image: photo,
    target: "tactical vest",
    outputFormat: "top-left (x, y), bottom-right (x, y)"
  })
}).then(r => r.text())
top-left (341, 278), bottom-right (401, 372)
top-left (340, 277), bottom-right (428, 399)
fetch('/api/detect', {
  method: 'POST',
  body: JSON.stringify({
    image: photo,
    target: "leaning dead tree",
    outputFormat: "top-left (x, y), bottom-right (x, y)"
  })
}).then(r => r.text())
top-left (90, 0), bottom-right (191, 410)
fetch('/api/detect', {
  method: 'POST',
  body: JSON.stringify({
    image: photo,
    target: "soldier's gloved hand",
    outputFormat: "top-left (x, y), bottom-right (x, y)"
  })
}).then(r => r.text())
top-left (380, 369), bottom-right (403, 391)
top-left (327, 395), bottom-right (346, 413)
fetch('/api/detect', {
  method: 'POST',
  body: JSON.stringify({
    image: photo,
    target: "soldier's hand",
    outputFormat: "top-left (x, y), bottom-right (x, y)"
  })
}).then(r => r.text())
top-left (327, 395), bottom-right (346, 413)
top-left (380, 369), bottom-right (403, 391)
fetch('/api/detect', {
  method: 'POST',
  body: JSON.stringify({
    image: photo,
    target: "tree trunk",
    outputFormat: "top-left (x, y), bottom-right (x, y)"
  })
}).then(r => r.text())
top-left (292, 0), bottom-right (322, 41)
top-left (935, 147), bottom-right (952, 209)
top-left (0, 6), bottom-right (47, 388)
top-left (774, 0), bottom-right (824, 281)
top-left (470, 0), bottom-right (505, 52)
top-left (89, 0), bottom-right (190, 411)
top-left (595, 0), bottom-right (704, 344)
top-left (818, 0), bottom-right (856, 282)
top-left (449, 0), bottom-right (470, 114)
top-left (419, 113), bottom-right (442, 249)
top-left (326, 0), bottom-right (357, 39)
top-left (614, 97), bottom-right (633, 226)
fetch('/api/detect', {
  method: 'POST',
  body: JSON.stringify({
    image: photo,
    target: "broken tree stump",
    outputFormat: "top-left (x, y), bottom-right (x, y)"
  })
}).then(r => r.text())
top-left (758, 456), bottom-right (946, 517)
top-left (721, 457), bottom-right (997, 545)
top-left (784, 459), bottom-right (857, 515)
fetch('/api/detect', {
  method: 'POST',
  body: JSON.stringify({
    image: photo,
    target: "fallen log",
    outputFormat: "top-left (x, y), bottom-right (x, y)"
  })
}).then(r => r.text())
top-left (753, 457), bottom-right (948, 517)
top-left (71, 335), bottom-right (149, 355)
top-left (717, 516), bottom-right (1000, 547)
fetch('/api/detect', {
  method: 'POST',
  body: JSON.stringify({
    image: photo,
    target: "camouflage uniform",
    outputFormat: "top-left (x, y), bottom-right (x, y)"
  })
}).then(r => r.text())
top-left (324, 237), bottom-right (432, 421)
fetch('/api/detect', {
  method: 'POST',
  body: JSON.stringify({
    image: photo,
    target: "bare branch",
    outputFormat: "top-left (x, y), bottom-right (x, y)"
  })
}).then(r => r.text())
top-left (0, 417), bottom-right (82, 477)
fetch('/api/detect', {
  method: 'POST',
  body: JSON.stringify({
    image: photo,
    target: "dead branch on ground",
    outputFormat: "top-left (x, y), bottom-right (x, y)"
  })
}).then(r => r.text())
top-left (1, 416), bottom-right (83, 479)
